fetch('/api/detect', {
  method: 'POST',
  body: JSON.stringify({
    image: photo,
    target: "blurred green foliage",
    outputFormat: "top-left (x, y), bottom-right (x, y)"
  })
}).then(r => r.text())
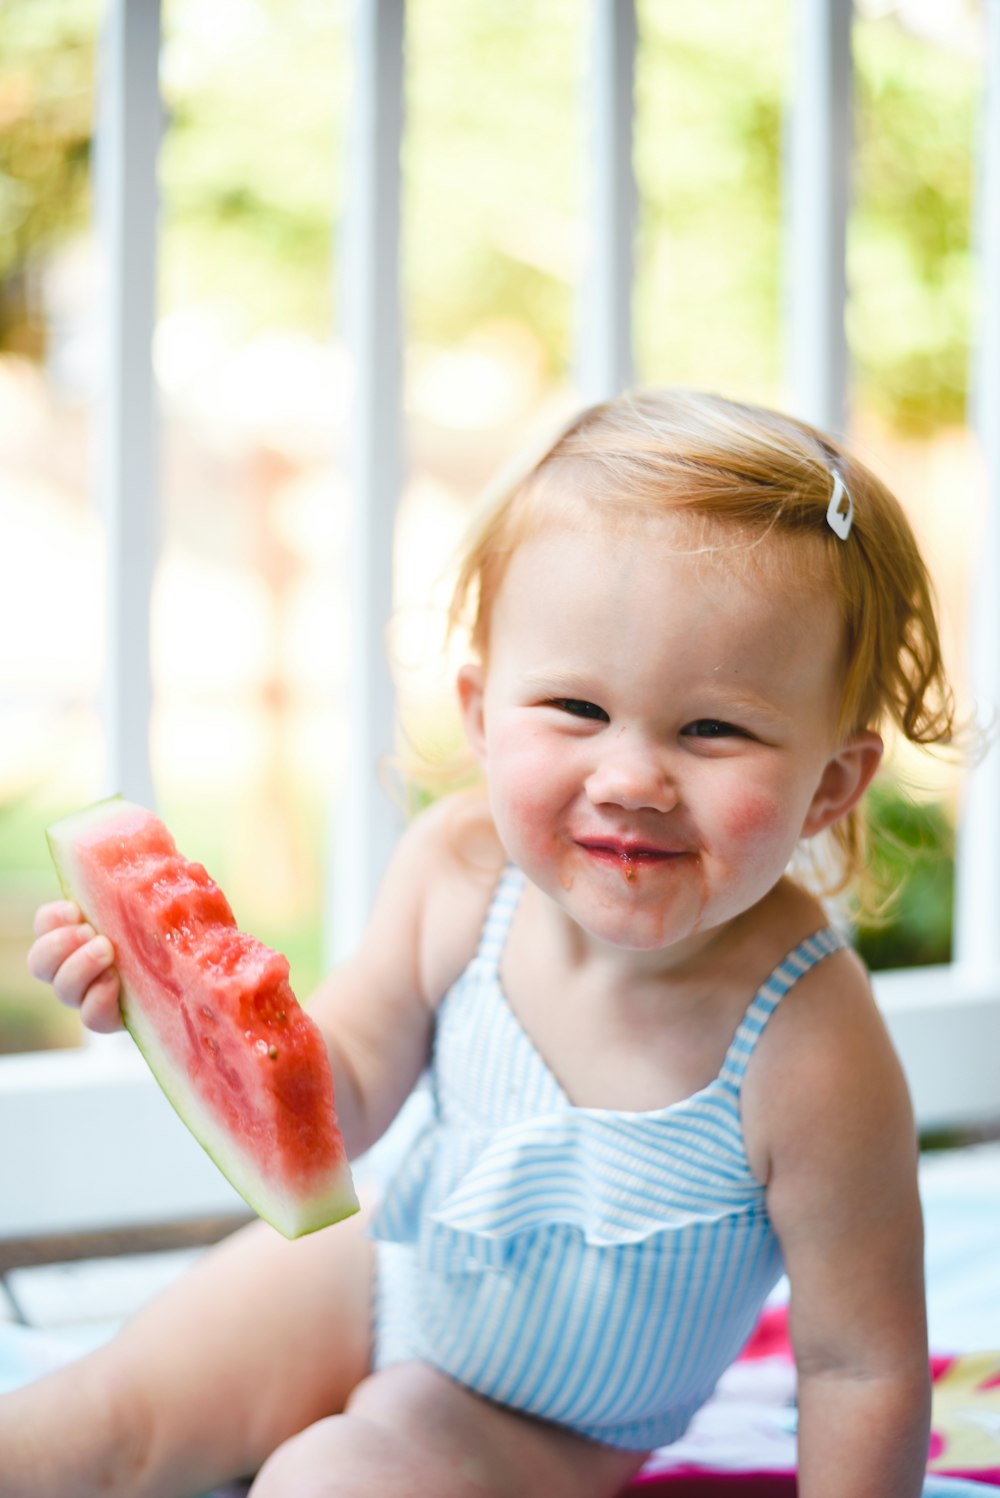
top-left (634, 1), bottom-right (789, 396)
top-left (0, 0), bottom-right (983, 428)
top-left (0, 0), bottom-right (96, 352)
top-left (851, 19), bottom-right (978, 430)
top-left (403, 0), bottom-right (582, 362)
top-left (158, 0), bottom-right (350, 332)
top-left (856, 781), bottom-right (956, 971)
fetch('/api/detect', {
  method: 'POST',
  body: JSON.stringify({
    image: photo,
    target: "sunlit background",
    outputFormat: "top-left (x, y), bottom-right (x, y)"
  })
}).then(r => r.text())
top-left (0, 0), bottom-right (984, 1050)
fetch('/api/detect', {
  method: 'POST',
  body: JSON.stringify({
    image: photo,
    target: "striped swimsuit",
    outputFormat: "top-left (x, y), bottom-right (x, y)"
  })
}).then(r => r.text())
top-left (371, 865), bottom-right (846, 1450)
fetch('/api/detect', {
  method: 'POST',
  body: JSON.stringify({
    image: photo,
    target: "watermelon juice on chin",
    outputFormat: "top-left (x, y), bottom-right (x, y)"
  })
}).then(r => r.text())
top-left (46, 795), bottom-right (358, 1239)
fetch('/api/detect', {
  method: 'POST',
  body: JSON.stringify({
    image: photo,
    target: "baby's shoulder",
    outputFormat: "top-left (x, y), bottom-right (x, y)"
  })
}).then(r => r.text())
top-left (735, 878), bottom-right (871, 1037)
top-left (396, 790), bottom-right (507, 1007)
top-left (739, 886), bottom-right (910, 1182)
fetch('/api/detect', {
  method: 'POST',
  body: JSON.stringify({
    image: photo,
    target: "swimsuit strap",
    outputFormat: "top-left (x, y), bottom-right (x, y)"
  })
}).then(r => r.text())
top-left (719, 927), bottom-right (848, 1092)
top-left (474, 864), bottom-right (526, 971)
top-left (470, 876), bottom-right (846, 1091)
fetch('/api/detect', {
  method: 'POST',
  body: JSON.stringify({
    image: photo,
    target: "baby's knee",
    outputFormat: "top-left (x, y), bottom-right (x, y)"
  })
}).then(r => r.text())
top-left (248, 1411), bottom-right (433, 1498)
top-left (247, 1417), bottom-right (335, 1498)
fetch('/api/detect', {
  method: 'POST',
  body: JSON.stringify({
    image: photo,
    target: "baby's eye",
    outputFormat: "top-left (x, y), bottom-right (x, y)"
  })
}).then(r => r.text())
top-left (681, 719), bottom-right (749, 740)
top-left (547, 698), bottom-right (610, 723)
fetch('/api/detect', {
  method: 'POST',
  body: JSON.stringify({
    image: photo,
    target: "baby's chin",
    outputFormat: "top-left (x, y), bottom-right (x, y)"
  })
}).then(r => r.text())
top-left (531, 879), bottom-right (709, 958)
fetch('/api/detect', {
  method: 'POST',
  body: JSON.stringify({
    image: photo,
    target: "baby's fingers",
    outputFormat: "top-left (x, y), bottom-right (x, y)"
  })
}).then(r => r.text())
top-left (79, 967), bottom-right (124, 1033)
top-left (29, 925), bottom-right (119, 1020)
top-left (53, 934), bottom-right (116, 1013)
top-left (53, 936), bottom-right (122, 1030)
top-left (27, 920), bottom-right (98, 987)
top-left (33, 900), bottom-right (84, 938)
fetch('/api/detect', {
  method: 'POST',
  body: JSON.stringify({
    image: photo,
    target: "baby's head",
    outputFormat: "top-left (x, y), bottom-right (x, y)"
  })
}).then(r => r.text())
top-left (451, 388), bottom-right (956, 897)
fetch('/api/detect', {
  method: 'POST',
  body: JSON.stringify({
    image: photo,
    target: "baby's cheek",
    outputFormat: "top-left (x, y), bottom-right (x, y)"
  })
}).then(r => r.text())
top-left (490, 742), bottom-right (560, 858)
top-left (502, 781), bottom-right (556, 858)
top-left (722, 790), bottom-right (784, 846)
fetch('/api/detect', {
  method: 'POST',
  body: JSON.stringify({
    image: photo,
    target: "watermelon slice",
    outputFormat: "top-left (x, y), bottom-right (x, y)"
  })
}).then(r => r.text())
top-left (46, 796), bottom-right (359, 1239)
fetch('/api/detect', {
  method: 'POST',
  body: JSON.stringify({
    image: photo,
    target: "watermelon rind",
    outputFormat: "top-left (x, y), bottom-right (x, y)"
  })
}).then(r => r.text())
top-left (46, 796), bottom-right (359, 1239)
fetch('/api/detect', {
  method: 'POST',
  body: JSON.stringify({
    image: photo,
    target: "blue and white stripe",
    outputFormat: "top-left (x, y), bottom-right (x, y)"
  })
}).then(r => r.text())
top-left (372, 866), bottom-right (846, 1450)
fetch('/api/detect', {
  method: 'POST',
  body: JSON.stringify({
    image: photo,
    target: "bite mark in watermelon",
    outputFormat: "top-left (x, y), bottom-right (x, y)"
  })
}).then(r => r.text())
top-left (46, 796), bottom-right (359, 1239)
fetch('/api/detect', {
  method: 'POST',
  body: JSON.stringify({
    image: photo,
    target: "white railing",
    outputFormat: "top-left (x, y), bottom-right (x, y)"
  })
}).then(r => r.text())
top-left (98, 0), bottom-right (160, 814)
top-left (785, 0), bottom-right (852, 433)
top-left (1, 0), bottom-right (998, 1248)
top-left (328, 0), bottom-right (406, 966)
top-left (577, 0), bottom-right (637, 406)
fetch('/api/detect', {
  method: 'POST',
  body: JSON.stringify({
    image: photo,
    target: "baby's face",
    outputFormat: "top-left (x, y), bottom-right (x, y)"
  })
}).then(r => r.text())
top-left (457, 516), bottom-right (875, 957)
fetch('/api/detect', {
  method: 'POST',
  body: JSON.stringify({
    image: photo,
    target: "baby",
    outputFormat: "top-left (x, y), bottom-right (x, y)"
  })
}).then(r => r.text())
top-left (11, 388), bottom-right (953, 1498)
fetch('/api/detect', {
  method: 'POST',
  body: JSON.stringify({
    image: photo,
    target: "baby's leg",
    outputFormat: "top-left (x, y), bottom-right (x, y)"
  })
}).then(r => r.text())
top-left (0, 1204), bottom-right (373, 1498)
top-left (250, 1362), bottom-right (648, 1498)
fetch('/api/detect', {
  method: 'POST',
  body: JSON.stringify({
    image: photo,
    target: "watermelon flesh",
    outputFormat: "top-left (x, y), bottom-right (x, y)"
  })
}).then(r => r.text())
top-left (47, 797), bottom-right (359, 1239)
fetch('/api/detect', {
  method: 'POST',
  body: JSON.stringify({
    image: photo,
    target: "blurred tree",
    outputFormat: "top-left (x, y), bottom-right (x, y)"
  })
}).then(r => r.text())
top-left (851, 15), bottom-right (978, 432)
top-left (158, 0), bottom-right (349, 334)
top-left (634, 0), bottom-right (789, 399)
top-left (403, 0), bottom-right (581, 376)
top-left (0, 0), bottom-right (96, 355)
top-left (0, 1), bottom-right (981, 431)
top-left (634, 4), bottom-right (978, 425)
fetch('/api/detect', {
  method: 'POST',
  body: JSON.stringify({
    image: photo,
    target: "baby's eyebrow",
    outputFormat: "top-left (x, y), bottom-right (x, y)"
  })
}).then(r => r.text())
top-left (520, 668), bottom-right (599, 694)
top-left (694, 687), bottom-right (793, 723)
top-left (703, 683), bottom-right (778, 709)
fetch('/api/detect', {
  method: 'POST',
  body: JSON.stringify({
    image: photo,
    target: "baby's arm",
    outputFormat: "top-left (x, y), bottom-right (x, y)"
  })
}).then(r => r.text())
top-left (301, 793), bottom-right (501, 1155)
top-left (748, 953), bottom-right (931, 1498)
top-left (298, 801), bottom-right (469, 1157)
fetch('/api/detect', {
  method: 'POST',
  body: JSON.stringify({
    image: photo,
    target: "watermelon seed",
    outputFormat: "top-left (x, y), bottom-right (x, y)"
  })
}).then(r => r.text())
top-left (277, 1011), bottom-right (286, 1023)
top-left (268, 1045), bottom-right (279, 1060)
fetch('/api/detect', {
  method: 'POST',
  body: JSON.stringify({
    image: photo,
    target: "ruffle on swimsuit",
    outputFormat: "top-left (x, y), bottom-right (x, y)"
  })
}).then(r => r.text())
top-left (410, 1100), bottom-right (779, 1277)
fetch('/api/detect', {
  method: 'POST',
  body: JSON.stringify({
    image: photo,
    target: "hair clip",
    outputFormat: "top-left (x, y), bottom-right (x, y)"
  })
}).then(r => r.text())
top-left (826, 471), bottom-right (853, 540)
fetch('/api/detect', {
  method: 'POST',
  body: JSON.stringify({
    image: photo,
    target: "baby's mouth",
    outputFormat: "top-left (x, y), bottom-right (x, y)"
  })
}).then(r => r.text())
top-left (575, 838), bottom-right (685, 866)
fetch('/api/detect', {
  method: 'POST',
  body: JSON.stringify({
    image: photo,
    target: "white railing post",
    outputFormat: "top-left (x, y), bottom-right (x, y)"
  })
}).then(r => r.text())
top-left (954, 0), bottom-right (1000, 975)
top-left (784, 0), bottom-right (853, 434)
top-left (327, 0), bottom-right (406, 965)
top-left (94, 0), bottom-right (161, 810)
top-left (577, 0), bottom-right (637, 405)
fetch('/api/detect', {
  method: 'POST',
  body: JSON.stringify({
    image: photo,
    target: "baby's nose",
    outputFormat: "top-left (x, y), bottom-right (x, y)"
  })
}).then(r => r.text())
top-left (584, 743), bottom-right (678, 814)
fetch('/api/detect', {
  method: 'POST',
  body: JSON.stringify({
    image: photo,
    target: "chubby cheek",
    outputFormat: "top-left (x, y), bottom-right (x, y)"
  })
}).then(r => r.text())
top-left (717, 787), bottom-right (795, 875)
top-left (484, 731), bottom-right (568, 862)
top-left (722, 789), bottom-right (782, 842)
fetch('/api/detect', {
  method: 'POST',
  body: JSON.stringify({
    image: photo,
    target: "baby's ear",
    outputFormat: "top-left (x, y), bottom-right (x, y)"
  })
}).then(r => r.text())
top-left (456, 663), bottom-right (487, 766)
top-left (801, 731), bottom-right (884, 838)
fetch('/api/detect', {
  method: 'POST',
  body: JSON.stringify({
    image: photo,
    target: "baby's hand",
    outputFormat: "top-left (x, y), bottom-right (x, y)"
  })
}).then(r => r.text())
top-left (27, 902), bottom-right (123, 1033)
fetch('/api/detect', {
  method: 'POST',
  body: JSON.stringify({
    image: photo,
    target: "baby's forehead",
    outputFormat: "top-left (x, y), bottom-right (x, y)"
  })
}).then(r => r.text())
top-left (488, 517), bottom-right (848, 709)
top-left (517, 503), bottom-right (831, 594)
